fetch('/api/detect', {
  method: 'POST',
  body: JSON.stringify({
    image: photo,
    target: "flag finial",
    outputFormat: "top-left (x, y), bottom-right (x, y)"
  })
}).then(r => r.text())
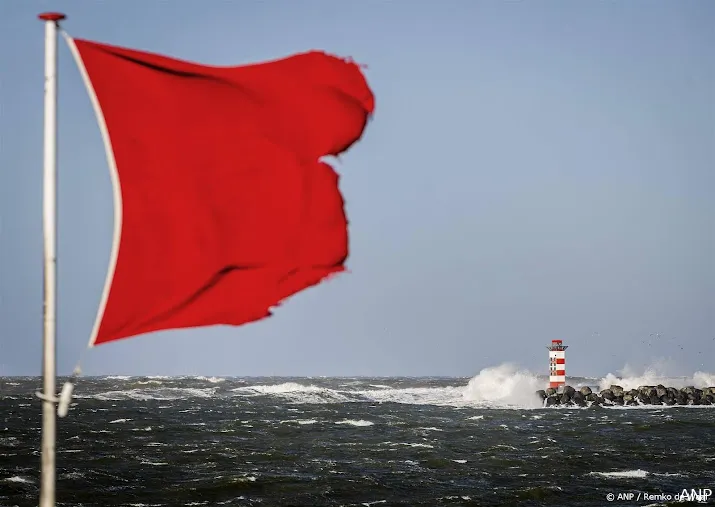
top-left (38, 12), bottom-right (66, 22)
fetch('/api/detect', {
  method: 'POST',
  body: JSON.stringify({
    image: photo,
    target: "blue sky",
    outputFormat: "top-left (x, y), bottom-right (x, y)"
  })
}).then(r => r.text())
top-left (1, 1), bottom-right (713, 377)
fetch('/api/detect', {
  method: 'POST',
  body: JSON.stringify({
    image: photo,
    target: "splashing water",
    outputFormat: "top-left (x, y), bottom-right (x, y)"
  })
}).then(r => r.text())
top-left (462, 363), bottom-right (543, 408)
top-left (598, 363), bottom-right (715, 391)
top-left (693, 371), bottom-right (715, 387)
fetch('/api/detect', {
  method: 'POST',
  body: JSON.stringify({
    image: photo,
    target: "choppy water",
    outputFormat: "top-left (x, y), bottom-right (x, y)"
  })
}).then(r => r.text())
top-left (2, 370), bottom-right (715, 506)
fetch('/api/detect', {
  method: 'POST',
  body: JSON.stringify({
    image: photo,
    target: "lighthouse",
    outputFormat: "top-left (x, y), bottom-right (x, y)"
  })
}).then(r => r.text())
top-left (547, 339), bottom-right (567, 389)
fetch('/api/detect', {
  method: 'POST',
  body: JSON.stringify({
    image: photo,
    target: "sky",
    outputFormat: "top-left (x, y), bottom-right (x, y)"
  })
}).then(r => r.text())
top-left (0, 1), bottom-right (713, 377)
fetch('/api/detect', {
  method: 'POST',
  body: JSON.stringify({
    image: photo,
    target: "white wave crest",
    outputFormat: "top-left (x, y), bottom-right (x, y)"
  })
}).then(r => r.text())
top-left (335, 419), bottom-right (374, 427)
top-left (229, 364), bottom-right (545, 409)
top-left (693, 371), bottom-right (715, 387)
top-left (354, 386), bottom-right (465, 406)
top-left (462, 364), bottom-right (543, 408)
top-left (4, 476), bottom-right (33, 484)
top-left (84, 387), bottom-right (218, 401)
top-left (590, 469), bottom-right (649, 479)
top-left (194, 376), bottom-right (225, 383)
top-left (232, 382), bottom-right (352, 403)
top-left (86, 363), bottom-right (712, 410)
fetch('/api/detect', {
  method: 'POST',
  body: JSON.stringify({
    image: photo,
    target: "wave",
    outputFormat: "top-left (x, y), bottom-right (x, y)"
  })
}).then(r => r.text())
top-left (79, 387), bottom-right (218, 401)
top-left (3, 476), bottom-right (33, 484)
top-left (194, 376), bottom-right (225, 383)
top-left (462, 364), bottom-right (543, 408)
top-left (589, 469), bottom-right (684, 479)
top-left (232, 382), bottom-right (353, 404)
top-left (226, 364), bottom-right (714, 409)
top-left (66, 363), bottom-right (714, 410)
top-left (590, 469), bottom-right (648, 479)
top-left (230, 364), bottom-right (543, 408)
top-left (335, 419), bottom-right (374, 427)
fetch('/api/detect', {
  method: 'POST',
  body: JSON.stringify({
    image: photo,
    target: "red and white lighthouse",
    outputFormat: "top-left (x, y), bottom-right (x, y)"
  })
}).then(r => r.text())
top-left (547, 339), bottom-right (567, 388)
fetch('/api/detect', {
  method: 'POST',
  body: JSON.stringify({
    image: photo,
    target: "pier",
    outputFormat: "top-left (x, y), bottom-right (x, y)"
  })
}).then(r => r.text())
top-left (536, 384), bottom-right (715, 407)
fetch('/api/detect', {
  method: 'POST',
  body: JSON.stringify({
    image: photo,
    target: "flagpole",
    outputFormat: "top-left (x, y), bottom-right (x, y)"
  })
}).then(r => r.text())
top-left (38, 12), bottom-right (65, 507)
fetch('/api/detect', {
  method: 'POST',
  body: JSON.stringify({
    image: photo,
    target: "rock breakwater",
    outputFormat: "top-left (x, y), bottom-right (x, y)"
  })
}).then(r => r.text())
top-left (536, 384), bottom-right (715, 407)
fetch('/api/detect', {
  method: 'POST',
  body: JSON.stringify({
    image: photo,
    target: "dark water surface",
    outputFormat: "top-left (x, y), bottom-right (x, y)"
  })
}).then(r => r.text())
top-left (1, 376), bottom-right (714, 506)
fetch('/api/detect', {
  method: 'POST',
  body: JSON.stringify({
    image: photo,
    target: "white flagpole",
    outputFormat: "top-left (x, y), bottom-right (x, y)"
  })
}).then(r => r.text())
top-left (38, 11), bottom-right (65, 507)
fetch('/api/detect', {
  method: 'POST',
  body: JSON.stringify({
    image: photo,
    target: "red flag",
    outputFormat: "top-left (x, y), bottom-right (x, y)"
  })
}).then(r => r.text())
top-left (67, 37), bottom-right (375, 346)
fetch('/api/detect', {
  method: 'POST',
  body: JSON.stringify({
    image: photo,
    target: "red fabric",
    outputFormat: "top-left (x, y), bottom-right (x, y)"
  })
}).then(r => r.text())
top-left (72, 38), bottom-right (374, 345)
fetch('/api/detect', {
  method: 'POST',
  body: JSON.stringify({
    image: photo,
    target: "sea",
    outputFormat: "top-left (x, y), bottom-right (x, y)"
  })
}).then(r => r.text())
top-left (2, 364), bottom-right (715, 507)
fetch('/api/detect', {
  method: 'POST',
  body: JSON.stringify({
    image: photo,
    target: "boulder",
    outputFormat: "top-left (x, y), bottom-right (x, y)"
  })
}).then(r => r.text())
top-left (638, 386), bottom-right (656, 398)
top-left (600, 389), bottom-right (615, 401)
top-left (610, 385), bottom-right (624, 396)
top-left (636, 392), bottom-right (650, 404)
top-left (579, 386), bottom-right (592, 396)
top-left (572, 392), bottom-right (587, 407)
